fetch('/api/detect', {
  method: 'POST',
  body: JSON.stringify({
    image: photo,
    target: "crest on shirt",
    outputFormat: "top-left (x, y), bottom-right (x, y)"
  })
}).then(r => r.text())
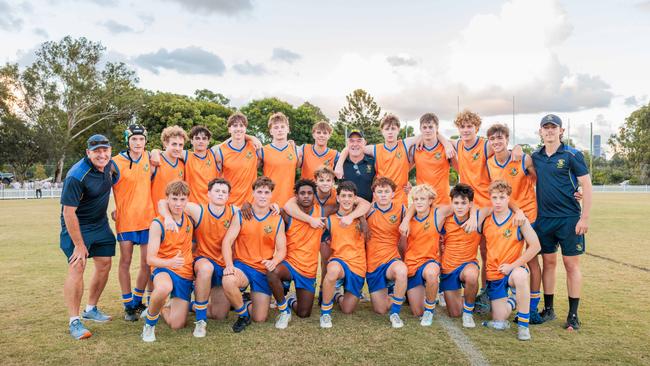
top-left (503, 228), bottom-right (512, 239)
top-left (389, 214), bottom-right (398, 224)
top-left (424, 221), bottom-right (431, 230)
top-left (576, 243), bottom-right (583, 251)
top-left (206, 159), bottom-right (212, 167)
top-left (264, 225), bottom-right (273, 234)
top-left (223, 219), bottom-right (231, 229)
top-left (323, 159), bottom-right (331, 166)
top-left (288, 153), bottom-right (295, 161)
top-left (366, 165), bottom-right (372, 173)
top-left (472, 152), bottom-right (480, 161)
top-left (556, 159), bottom-right (566, 169)
top-left (396, 152), bottom-right (403, 159)
top-left (144, 163), bottom-right (150, 172)
top-left (245, 151), bottom-right (253, 159)
top-left (510, 168), bottom-right (518, 176)
top-left (179, 171), bottom-right (184, 178)
top-left (186, 224), bottom-right (191, 233)
top-left (434, 152), bottom-right (442, 160)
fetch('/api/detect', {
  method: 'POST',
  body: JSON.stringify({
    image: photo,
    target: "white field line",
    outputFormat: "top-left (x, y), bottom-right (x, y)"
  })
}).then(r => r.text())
top-left (437, 313), bottom-right (490, 366)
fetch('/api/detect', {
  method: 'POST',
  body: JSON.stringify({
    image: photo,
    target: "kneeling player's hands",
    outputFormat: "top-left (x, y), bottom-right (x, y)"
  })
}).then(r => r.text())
top-left (575, 217), bottom-right (589, 235)
top-left (262, 259), bottom-right (277, 272)
top-left (498, 263), bottom-right (515, 275)
top-left (224, 265), bottom-right (235, 276)
top-left (169, 250), bottom-right (184, 269)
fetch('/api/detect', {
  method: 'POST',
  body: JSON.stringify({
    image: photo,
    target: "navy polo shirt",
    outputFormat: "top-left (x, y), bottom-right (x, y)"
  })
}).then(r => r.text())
top-left (531, 143), bottom-right (589, 218)
top-left (60, 157), bottom-right (114, 229)
top-left (341, 155), bottom-right (376, 202)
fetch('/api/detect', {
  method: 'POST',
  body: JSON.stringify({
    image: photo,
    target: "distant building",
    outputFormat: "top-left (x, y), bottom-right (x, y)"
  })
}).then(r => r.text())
top-left (593, 135), bottom-right (602, 158)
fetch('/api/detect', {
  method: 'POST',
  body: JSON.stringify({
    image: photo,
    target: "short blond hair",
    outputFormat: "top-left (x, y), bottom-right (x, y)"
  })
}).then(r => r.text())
top-left (227, 112), bottom-right (248, 127)
top-left (409, 184), bottom-right (437, 202)
top-left (454, 109), bottom-right (482, 129)
top-left (380, 114), bottom-right (401, 129)
top-left (161, 125), bottom-right (188, 144)
top-left (166, 180), bottom-right (190, 197)
top-left (314, 166), bottom-right (336, 180)
top-left (312, 120), bottom-right (333, 134)
top-left (488, 180), bottom-right (512, 196)
top-left (268, 112), bottom-right (289, 129)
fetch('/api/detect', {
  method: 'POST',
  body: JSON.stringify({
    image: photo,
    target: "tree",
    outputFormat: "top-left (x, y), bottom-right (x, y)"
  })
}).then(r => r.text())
top-left (336, 89), bottom-right (384, 146)
top-left (610, 102), bottom-right (650, 184)
top-left (194, 89), bottom-right (230, 106)
top-left (0, 115), bottom-right (43, 181)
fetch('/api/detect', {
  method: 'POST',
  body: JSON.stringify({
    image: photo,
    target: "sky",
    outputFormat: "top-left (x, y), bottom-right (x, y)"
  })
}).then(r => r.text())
top-left (1, 0), bottom-right (649, 153)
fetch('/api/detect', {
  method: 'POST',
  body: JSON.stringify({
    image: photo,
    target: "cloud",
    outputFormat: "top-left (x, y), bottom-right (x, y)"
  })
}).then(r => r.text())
top-left (386, 54), bottom-right (418, 67)
top-left (0, 1), bottom-right (24, 31)
top-left (162, 0), bottom-right (252, 15)
top-left (138, 13), bottom-right (154, 27)
top-left (636, 1), bottom-right (650, 11)
top-left (98, 20), bottom-right (136, 34)
top-left (87, 0), bottom-right (118, 5)
top-left (133, 47), bottom-right (226, 75)
top-left (271, 48), bottom-right (301, 63)
top-left (33, 27), bottom-right (49, 38)
top-left (15, 47), bottom-right (38, 67)
top-left (232, 61), bottom-right (269, 76)
top-left (624, 96), bottom-right (639, 107)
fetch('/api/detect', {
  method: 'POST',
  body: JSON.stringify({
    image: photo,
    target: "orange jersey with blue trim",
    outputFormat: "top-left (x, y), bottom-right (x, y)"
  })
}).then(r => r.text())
top-left (194, 204), bottom-right (235, 266)
top-left (111, 151), bottom-right (155, 233)
top-left (487, 153), bottom-right (537, 222)
top-left (315, 188), bottom-right (337, 208)
top-left (327, 214), bottom-right (366, 277)
top-left (217, 141), bottom-right (258, 207)
top-left (151, 154), bottom-right (185, 216)
top-left (285, 204), bottom-right (324, 277)
top-left (234, 210), bottom-right (283, 272)
top-left (481, 210), bottom-right (524, 281)
top-left (152, 214), bottom-right (194, 280)
top-left (301, 144), bottom-right (339, 180)
top-left (366, 203), bottom-right (404, 272)
top-left (411, 142), bottom-right (451, 205)
top-left (184, 150), bottom-right (220, 205)
top-left (261, 143), bottom-right (299, 207)
top-left (374, 141), bottom-right (410, 205)
top-left (457, 137), bottom-right (491, 207)
top-left (405, 208), bottom-right (442, 276)
top-left (441, 213), bottom-right (481, 274)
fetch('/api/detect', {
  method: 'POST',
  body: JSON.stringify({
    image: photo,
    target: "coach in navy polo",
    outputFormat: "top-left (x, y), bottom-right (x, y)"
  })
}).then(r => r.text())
top-left (531, 114), bottom-right (592, 331)
top-left (61, 134), bottom-right (116, 340)
top-left (336, 129), bottom-right (376, 202)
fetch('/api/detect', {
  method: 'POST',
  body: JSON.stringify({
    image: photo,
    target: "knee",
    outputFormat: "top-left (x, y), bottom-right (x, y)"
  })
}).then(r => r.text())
top-left (394, 262), bottom-right (408, 279)
top-left (340, 306), bottom-right (354, 315)
top-left (155, 282), bottom-right (173, 295)
top-left (119, 255), bottom-right (132, 267)
top-left (372, 304), bottom-right (388, 315)
top-left (448, 307), bottom-right (462, 318)
top-left (296, 308), bottom-right (312, 318)
top-left (266, 270), bottom-right (280, 282)
top-left (222, 275), bottom-right (236, 290)
top-left (252, 313), bottom-right (267, 323)
top-left (195, 264), bottom-right (213, 279)
top-left (169, 319), bottom-right (186, 330)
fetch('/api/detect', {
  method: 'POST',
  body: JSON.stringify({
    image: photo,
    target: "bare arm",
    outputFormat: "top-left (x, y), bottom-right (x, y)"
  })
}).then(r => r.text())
top-left (146, 221), bottom-right (184, 269)
top-left (221, 211), bottom-right (242, 275)
top-left (499, 220), bottom-right (541, 275)
top-left (283, 197), bottom-right (324, 228)
top-left (263, 222), bottom-right (286, 272)
top-left (339, 197), bottom-right (371, 226)
top-left (576, 175), bottom-right (592, 235)
top-left (437, 132), bottom-right (457, 160)
top-left (334, 147), bottom-right (347, 179)
top-left (63, 206), bottom-right (88, 267)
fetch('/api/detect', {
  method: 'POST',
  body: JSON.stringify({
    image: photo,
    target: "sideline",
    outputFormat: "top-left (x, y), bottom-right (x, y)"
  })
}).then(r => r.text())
top-left (437, 313), bottom-right (490, 366)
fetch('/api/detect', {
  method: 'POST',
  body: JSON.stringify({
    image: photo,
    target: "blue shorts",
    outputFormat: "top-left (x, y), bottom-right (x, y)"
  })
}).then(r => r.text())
top-left (440, 261), bottom-right (479, 292)
top-left (194, 256), bottom-right (225, 287)
top-left (534, 216), bottom-right (585, 256)
top-left (407, 260), bottom-right (440, 290)
top-left (366, 258), bottom-right (400, 293)
top-left (117, 229), bottom-right (149, 245)
top-left (60, 223), bottom-right (115, 261)
top-left (282, 261), bottom-right (317, 293)
top-left (486, 267), bottom-right (529, 301)
top-left (234, 260), bottom-right (271, 296)
top-left (152, 268), bottom-right (193, 302)
top-left (329, 258), bottom-right (365, 298)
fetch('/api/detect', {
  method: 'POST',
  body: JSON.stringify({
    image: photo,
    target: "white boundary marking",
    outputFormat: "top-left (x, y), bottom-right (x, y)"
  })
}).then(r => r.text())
top-left (437, 313), bottom-right (490, 366)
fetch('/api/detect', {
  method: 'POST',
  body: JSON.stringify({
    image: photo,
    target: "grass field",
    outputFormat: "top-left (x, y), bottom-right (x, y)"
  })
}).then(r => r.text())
top-left (1, 193), bottom-right (649, 365)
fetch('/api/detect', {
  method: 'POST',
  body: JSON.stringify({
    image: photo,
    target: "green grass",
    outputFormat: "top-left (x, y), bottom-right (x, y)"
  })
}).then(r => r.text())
top-left (1, 194), bottom-right (649, 365)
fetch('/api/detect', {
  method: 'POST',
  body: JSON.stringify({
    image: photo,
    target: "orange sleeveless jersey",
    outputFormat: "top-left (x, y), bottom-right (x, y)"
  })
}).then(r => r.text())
top-left (194, 204), bottom-right (236, 267)
top-left (405, 208), bottom-right (442, 276)
top-left (374, 141), bottom-right (410, 205)
top-left (184, 150), bottom-right (220, 205)
top-left (111, 152), bottom-right (155, 234)
top-left (411, 142), bottom-right (451, 205)
top-left (301, 144), bottom-right (339, 180)
top-left (284, 204), bottom-right (324, 278)
top-left (441, 213), bottom-right (481, 274)
top-left (152, 214), bottom-right (194, 280)
top-left (151, 155), bottom-right (185, 216)
top-left (327, 214), bottom-right (366, 277)
top-left (486, 153), bottom-right (537, 222)
top-left (366, 203), bottom-right (404, 272)
top-left (262, 143), bottom-right (299, 207)
top-left (234, 210), bottom-right (283, 272)
top-left (456, 137), bottom-right (491, 207)
top-left (315, 188), bottom-right (337, 208)
top-left (481, 210), bottom-right (524, 281)
top-left (217, 141), bottom-right (258, 207)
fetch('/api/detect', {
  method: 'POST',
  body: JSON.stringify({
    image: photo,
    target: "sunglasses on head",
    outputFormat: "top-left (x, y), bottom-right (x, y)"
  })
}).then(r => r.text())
top-left (89, 140), bottom-right (110, 147)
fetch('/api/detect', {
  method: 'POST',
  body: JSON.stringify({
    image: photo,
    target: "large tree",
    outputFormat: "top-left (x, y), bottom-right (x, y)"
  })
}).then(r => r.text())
top-left (610, 102), bottom-right (650, 184)
top-left (0, 115), bottom-right (43, 181)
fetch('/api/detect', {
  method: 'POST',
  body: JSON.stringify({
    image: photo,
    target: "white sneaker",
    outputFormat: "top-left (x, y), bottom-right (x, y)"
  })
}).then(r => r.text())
top-left (462, 313), bottom-right (476, 328)
top-left (438, 292), bottom-right (446, 307)
top-left (275, 311), bottom-right (292, 329)
top-left (193, 320), bottom-right (207, 338)
top-left (139, 308), bottom-right (148, 320)
top-left (518, 326), bottom-right (531, 341)
top-left (141, 324), bottom-right (156, 342)
top-left (269, 298), bottom-right (278, 309)
top-left (320, 314), bottom-right (332, 328)
top-left (420, 311), bottom-right (434, 326)
top-left (389, 313), bottom-right (404, 328)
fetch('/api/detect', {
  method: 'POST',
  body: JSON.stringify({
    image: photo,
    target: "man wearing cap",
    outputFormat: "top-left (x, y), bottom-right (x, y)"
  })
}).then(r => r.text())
top-left (61, 135), bottom-right (116, 339)
top-left (531, 114), bottom-right (592, 330)
top-left (111, 125), bottom-right (156, 321)
top-left (333, 130), bottom-right (376, 202)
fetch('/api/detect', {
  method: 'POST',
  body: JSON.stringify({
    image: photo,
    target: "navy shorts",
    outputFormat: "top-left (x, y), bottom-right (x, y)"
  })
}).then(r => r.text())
top-left (440, 261), bottom-right (479, 292)
top-left (366, 258), bottom-right (400, 293)
top-left (60, 223), bottom-right (116, 261)
top-left (117, 229), bottom-right (149, 245)
top-left (194, 256), bottom-right (225, 287)
top-left (486, 267), bottom-right (529, 301)
top-left (234, 260), bottom-right (271, 296)
top-left (407, 260), bottom-right (440, 290)
top-left (282, 261), bottom-right (317, 293)
top-left (152, 268), bottom-right (193, 302)
top-left (534, 216), bottom-right (585, 256)
top-left (329, 258), bottom-right (365, 298)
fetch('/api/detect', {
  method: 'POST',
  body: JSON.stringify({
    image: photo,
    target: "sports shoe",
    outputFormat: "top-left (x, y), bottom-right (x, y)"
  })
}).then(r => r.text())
top-left (81, 307), bottom-right (112, 323)
top-left (530, 310), bottom-right (545, 325)
top-left (124, 307), bottom-right (138, 322)
top-left (420, 310), bottom-right (434, 326)
top-left (232, 316), bottom-right (251, 333)
top-left (69, 319), bottom-right (92, 340)
top-left (141, 324), bottom-right (156, 342)
top-left (474, 289), bottom-right (491, 314)
top-left (518, 326), bottom-right (531, 341)
top-left (564, 313), bottom-right (581, 330)
top-left (389, 313), bottom-right (404, 328)
top-left (539, 308), bottom-right (556, 323)
top-left (269, 298), bottom-right (278, 309)
top-left (134, 302), bottom-right (147, 316)
top-left (482, 320), bottom-right (511, 330)
top-left (139, 308), bottom-right (148, 320)
top-left (320, 314), bottom-right (332, 328)
top-left (193, 320), bottom-right (207, 338)
top-left (438, 292), bottom-right (446, 307)
top-left (462, 312), bottom-right (476, 328)
top-left (275, 311), bottom-right (292, 329)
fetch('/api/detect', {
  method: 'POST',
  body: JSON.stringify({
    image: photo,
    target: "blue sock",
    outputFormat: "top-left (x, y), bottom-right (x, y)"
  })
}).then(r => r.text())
top-left (321, 300), bottom-right (334, 316)
top-left (145, 311), bottom-right (159, 326)
top-left (145, 290), bottom-right (152, 306)
top-left (463, 300), bottom-right (475, 314)
top-left (424, 299), bottom-right (436, 313)
top-left (234, 303), bottom-right (249, 318)
top-left (132, 288), bottom-right (144, 306)
top-left (517, 311), bottom-right (530, 328)
top-left (530, 291), bottom-right (541, 313)
top-left (287, 297), bottom-right (297, 311)
top-left (390, 295), bottom-right (405, 315)
top-left (195, 300), bottom-right (208, 321)
top-left (121, 293), bottom-right (133, 309)
top-left (277, 298), bottom-right (290, 314)
top-left (507, 297), bottom-right (517, 311)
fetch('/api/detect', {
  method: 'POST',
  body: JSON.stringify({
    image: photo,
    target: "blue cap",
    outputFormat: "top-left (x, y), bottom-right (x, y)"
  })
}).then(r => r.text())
top-left (348, 129), bottom-right (364, 138)
top-left (540, 114), bottom-right (562, 127)
top-left (87, 134), bottom-right (111, 151)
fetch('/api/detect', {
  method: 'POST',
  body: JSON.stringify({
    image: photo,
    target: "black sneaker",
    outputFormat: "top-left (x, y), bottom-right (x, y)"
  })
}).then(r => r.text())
top-left (134, 302), bottom-right (147, 316)
top-left (242, 291), bottom-right (252, 303)
top-left (232, 316), bottom-right (251, 333)
top-left (539, 308), bottom-right (556, 322)
top-left (124, 306), bottom-right (138, 322)
top-left (530, 310), bottom-right (545, 325)
top-left (564, 313), bottom-right (581, 330)
top-left (474, 290), bottom-right (491, 315)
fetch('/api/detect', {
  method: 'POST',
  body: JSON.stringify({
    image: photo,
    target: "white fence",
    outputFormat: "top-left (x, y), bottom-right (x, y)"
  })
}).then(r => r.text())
top-left (593, 185), bottom-right (650, 192)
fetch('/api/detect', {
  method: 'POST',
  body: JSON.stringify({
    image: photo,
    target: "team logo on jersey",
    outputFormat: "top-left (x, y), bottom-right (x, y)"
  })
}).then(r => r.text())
top-left (396, 152), bottom-right (403, 159)
top-left (179, 171), bottom-right (184, 178)
top-left (264, 225), bottom-right (273, 234)
top-left (366, 165), bottom-right (372, 173)
top-left (324, 159), bottom-right (331, 166)
top-left (288, 153), bottom-right (295, 161)
top-left (503, 228), bottom-right (512, 238)
top-left (389, 215), bottom-right (398, 224)
top-left (556, 159), bottom-right (566, 169)
top-left (223, 219), bottom-right (231, 229)
top-left (472, 152), bottom-right (480, 161)
top-left (186, 224), bottom-right (191, 233)
top-left (576, 243), bottom-right (583, 251)
top-left (144, 163), bottom-right (150, 172)
top-left (206, 159), bottom-right (212, 167)
top-left (424, 221), bottom-right (431, 230)
top-left (245, 151), bottom-right (253, 159)
top-left (510, 168), bottom-right (518, 176)
top-left (434, 152), bottom-right (442, 160)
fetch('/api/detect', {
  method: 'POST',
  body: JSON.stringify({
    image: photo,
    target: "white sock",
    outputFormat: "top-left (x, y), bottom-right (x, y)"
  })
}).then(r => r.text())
top-left (69, 316), bottom-right (80, 325)
top-left (85, 304), bottom-right (96, 312)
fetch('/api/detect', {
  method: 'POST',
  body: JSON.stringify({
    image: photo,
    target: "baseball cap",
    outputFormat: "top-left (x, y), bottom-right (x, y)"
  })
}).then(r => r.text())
top-left (540, 114), bottom-right (562, 127)
top-left (87, 134), bottom-right (111, 151)
top-left (348, 129), bottom-right (364, 138)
